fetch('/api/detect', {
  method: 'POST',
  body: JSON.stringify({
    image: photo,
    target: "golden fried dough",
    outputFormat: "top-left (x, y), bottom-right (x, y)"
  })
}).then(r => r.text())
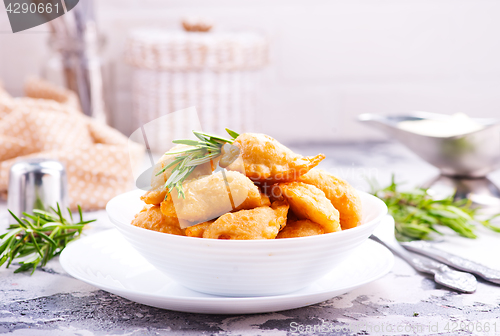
top-left (259, 193), bottom-right (271, 207)
top-left (298, 169), bottom-right (362, 230)
top-left (276, 182), bottom-right (340, 233)
top-left (161, 193), bottom-right (270, 227)
top-left (161, 184), bottom-right (268, 217)
top-left (185, 220), bottom-right (215, 238)
top-left (140, 187), bottom-right (167, 205)
top-left (277, 219), bottom-right (324, 238)
top-left (159, 194), bottom-right (202, 229)
top-left (170, 170), bottom-right (262, 225)
top-left (131, 205), bottom-right (184, 235)
top-left (203, 201), bottom-right (289, 240)
top-left (233, 192), bottom-right (271, 211)
top-left (270, 200), bottom-right (290, 231)
top-left (226, 133), bottom-right (324, 184)
top-left (160, 193), bottom-right (176, 217)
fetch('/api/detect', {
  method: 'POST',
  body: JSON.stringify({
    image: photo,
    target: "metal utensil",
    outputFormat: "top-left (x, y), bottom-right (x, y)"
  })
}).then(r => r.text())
top-left (401, 240), bottom-right (500, 285)
top-left (370, 233), bottom-right (477, 293)
top-left (7, 159), bottom-right (68, 219)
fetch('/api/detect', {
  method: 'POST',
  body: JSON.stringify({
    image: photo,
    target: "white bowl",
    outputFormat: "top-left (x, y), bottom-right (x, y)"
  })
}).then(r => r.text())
top-left (107, 189), bottom-right (387, 297)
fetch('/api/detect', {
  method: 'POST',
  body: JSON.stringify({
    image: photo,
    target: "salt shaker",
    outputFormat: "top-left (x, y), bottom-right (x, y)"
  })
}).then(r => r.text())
top-left (7, 159), bottom-right (68, 219)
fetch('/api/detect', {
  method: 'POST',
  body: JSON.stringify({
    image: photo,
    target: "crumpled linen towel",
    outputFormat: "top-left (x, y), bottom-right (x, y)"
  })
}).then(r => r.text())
top-left (0, 78), bottom-right (144, 210)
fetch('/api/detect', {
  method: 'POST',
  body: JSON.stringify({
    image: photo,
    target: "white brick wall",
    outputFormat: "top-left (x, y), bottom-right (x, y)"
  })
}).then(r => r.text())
top-left (1, 0), bottom-right (500, 143)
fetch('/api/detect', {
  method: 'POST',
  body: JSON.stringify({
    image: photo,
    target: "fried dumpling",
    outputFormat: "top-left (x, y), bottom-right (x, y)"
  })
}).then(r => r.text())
top-left (131, 205), bottom-right (184, 235)
top-left (275, 182), bottom-right (341, 233)
top-left (298, 169), bottom-right (362, 230)
top-left (185, 220), bottom-right (215, 238)
top-left (226, 133), bottom-right (324, 184)
top-left (233, 192), bottom-right (271, 211)
top-left (140, 187), bottom-right (168, 205)
top-left (276, 219), bottom-right (324, 238)
top-left (168, 170), bottom-right (263, 225)
top-left (203, 200), bottom-right (289, 240)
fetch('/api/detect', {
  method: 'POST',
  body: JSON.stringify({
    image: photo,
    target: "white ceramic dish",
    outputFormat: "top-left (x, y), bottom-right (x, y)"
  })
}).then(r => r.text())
top-left (106, 189), bottom-right (388, 297)
top-left (60, 228), bottom-right (394, 314)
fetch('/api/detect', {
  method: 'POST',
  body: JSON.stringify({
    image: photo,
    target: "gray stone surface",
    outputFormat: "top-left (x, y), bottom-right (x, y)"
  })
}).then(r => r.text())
top-left (1, 141), bottom-right (500, 336)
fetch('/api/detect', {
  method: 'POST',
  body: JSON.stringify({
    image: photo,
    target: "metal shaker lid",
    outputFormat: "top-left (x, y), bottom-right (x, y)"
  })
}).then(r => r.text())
top-left (7, 159), bottom-right (68, 219)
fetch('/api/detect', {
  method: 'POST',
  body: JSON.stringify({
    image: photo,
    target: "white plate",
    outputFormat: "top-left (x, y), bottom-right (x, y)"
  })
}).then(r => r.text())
top-left (60, 228), bottom-right (394, 314)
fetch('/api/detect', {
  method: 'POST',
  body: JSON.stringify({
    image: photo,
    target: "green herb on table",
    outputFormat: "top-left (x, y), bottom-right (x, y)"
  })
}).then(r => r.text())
top-left (370, 175), bottom-right (500, 241)
top-left (156, 128), bottom-right (239, 198)
top-left (0, 205), bottom-right (95, 274)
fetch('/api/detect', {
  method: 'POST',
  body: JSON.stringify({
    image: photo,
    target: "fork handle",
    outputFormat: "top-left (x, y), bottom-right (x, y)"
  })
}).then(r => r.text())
top-left (369, 235), bottom-right (477, 293)
top-left (401, 241), bottom-right (500, 285)
top-left (369, 235), bottom-right (439, 274)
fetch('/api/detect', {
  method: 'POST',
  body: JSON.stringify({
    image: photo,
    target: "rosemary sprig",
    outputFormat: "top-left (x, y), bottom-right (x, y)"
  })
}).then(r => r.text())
top-left (370, 175), bottom-right (500, 241)
top-left (0, 204), bottom-right (95, 274)
top-left (156, 128), bottom-right (239, 197)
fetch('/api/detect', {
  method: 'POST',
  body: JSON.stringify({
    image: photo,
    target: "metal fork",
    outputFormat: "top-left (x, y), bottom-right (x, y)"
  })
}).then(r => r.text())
top-left (370, 232), bottom-right (477, 293)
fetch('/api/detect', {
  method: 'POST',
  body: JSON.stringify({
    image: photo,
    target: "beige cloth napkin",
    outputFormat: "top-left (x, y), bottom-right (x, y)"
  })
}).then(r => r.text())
top-left (0, 78), bottom-right (144, 210)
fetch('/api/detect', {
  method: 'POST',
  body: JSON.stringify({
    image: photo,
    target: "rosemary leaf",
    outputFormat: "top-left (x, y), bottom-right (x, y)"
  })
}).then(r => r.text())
top-left (164, 147), bottom-right (204, 155)
top-left (0, 204), bottom-right (95, 274)
top-left (158, 129), bottom-right (240, 198)
top-left (371, 175), bottom-right (497, 241)
top-left (172, 139), bottom-right (208, 146)
top-left (36, 231), bottom-right (58, 247)
top-left (192, 131), bottom-right (234, 144)
top-left (155, 156), bottom-right (185, 177)
top-left (186, 152), bottom-right (221, 166)
top-left (226, 128), bottom-right (240, 139)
